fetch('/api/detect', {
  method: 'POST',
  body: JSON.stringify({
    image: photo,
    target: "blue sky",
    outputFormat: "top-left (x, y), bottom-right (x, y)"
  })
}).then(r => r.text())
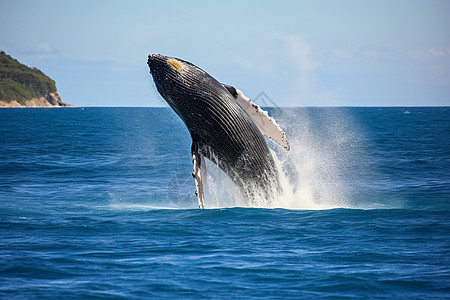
top-left (1, 0), bottom-right (449, 107)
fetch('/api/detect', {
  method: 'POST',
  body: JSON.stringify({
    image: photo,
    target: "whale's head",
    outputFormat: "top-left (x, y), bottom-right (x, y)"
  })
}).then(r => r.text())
top-left (147, 54), bottom-right (204, 101)
top-left (148, 54), bottom-right (190, 98)
top-left (148, 54), bottom-right (227, 120)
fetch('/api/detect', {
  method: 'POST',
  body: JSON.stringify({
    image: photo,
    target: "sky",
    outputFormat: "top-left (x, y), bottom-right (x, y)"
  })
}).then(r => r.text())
top-left (1, 0), bottom-right (449, 107)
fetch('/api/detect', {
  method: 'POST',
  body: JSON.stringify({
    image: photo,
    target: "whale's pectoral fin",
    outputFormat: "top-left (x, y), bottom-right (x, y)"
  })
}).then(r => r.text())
top-left (223, 84), bottom-right (290, 151)
top-left (192, 147), bottom-right (206, 209)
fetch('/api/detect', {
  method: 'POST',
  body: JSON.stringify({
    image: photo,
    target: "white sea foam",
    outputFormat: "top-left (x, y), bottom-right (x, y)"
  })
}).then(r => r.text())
top-left (204, 108), bottom-right (368, 210)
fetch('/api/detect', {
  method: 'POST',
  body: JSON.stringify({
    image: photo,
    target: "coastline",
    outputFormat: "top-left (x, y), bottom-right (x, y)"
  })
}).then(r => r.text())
top-left (0, 92), bottom-right (74, 108)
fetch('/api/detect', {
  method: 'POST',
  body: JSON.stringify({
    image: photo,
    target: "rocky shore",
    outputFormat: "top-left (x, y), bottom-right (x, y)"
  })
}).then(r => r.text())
top-left (0, 92), bottom-right (73, 107)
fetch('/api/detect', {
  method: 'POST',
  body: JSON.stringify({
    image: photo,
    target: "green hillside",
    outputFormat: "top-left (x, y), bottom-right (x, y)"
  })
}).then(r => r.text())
top-left (0, 51), bottom-right (57, 104)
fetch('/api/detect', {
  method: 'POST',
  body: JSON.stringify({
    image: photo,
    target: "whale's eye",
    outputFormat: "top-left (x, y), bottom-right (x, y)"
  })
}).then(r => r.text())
top-left (168, 59), bottom-right (183, 72)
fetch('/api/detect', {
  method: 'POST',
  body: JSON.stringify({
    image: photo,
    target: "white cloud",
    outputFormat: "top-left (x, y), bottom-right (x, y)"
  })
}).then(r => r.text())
top-left (406, 48), bottom-right (450, 85)
top-left (281, 35), bottom-right (319, 71)
top-left (429, 48), bottom-right (447, 57)
top-left (280, 35), bottom-right (342, 106)
top-left (22, 42), bottom-right (61, 61)
top-left (36, 42), bottom-right (53, 54)
top-left (406, 48), bottom-right (450, 60)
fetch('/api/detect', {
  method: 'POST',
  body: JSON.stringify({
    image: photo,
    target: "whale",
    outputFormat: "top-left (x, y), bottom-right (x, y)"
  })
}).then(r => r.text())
top-left (147, 54), bottom-right (289, 208)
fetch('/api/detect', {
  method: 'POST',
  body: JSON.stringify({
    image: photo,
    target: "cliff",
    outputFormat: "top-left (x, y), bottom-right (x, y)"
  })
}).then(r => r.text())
top-left (0, 51), bottom-right (73, 107)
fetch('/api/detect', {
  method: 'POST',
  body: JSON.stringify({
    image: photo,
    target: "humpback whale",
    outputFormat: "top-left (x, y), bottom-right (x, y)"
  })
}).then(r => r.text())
top-left (147, 54), bottom-right (289, 208)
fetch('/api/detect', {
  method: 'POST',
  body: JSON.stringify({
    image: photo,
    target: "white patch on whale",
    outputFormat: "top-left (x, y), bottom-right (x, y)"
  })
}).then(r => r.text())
top-left (225, 85), bottom-right (290, 151)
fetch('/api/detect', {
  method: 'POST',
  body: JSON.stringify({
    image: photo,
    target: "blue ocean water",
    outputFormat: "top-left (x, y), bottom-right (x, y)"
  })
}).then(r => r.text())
top-left (0, 107), bottom-right (449, 299)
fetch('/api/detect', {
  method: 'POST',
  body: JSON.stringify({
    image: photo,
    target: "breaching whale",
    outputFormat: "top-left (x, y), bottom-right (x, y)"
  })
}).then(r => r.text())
top-left (147, 54), bottom-right (289, 208)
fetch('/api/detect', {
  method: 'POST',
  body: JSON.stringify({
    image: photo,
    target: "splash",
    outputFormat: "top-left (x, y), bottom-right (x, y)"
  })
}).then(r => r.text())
top-left (106, 108), bottom-right (371, 210)
top-left (271, 108), bottom-right (355, 209)
top-left (203, 107), bottom-right (368, 210)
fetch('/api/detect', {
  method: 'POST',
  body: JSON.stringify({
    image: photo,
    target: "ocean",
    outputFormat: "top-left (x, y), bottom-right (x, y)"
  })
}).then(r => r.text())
top-left (0, 107), bottom-right (449, 299)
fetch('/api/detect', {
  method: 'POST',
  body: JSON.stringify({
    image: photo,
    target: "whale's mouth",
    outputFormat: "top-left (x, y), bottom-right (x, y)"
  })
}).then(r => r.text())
top-left (147, 54), bottom-right (165, 74)
top-left (147, 54), bottom-right (168, 96)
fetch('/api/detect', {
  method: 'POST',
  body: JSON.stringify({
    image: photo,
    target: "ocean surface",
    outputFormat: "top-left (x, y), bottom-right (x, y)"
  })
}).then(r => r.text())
top-left (0, 107), bottom-right (449, 299)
